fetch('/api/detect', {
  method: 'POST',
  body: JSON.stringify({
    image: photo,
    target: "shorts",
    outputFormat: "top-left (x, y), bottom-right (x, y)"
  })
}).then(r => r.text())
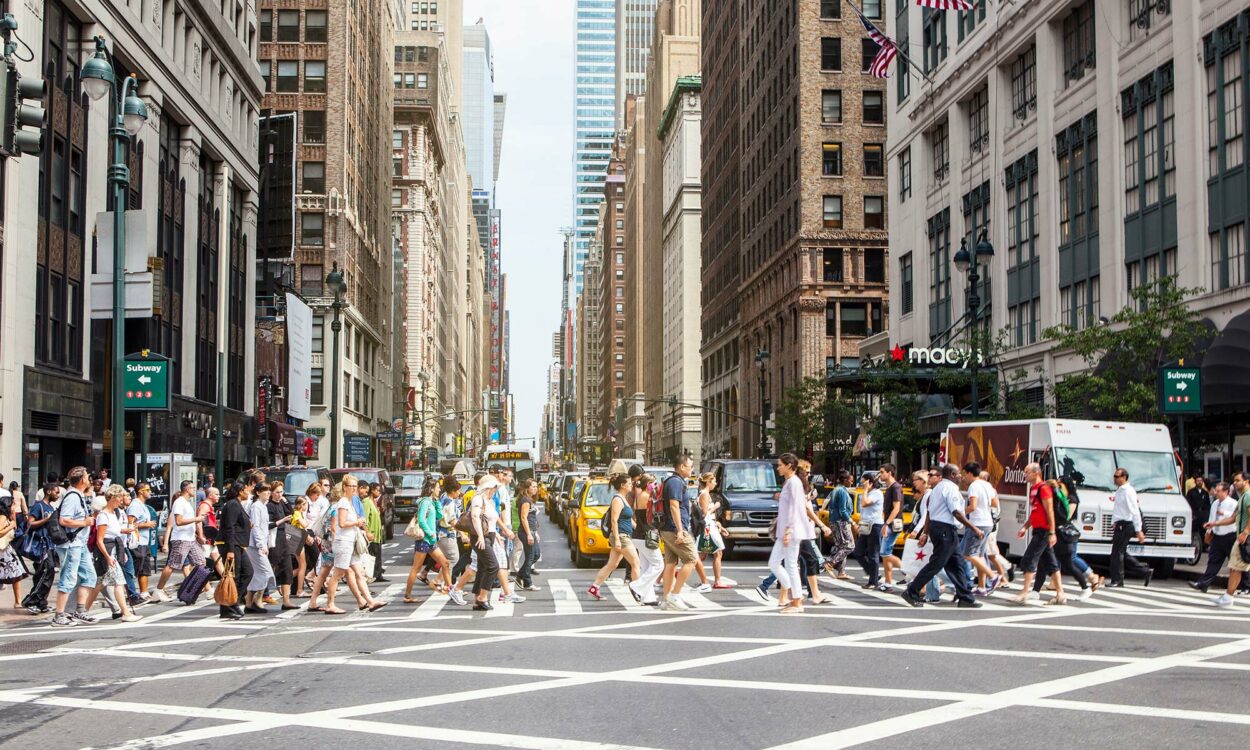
top-left (960, 526), bottom-right (993, 558)
top-left (880, 529), bottom-right (901, 559)
top-left (131, 545), bottom-right (153, 576)
top-left (414, 539), bottom-right (435, 554)
top-left (1019, 527), bottom-right (1057, 574)
top-left (493, 539), bottom-right (508, 568)
top-left (1231, 542), bottom-right (1250, 573)
top-left (332, 540), bottom-right (358, 570)
top-left (660, 531), bottom-right (697, 566)
top-left (55, 545), bottom-right (97, 593)
top-left (437, 536), bottom-right (460, 564)
top-left (168, 539), bottom-right (205, 569)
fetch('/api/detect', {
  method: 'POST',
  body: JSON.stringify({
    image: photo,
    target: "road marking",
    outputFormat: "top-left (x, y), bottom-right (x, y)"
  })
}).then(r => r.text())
top-left (547, 578), bottom-right (584, 614)
top-left (408, 592), bottom-right (450, 620)
top-left (679, 589), bottom-right (725, 609)
top-left (826, 576), bottom-right (909, 605)
top-left (604, 579), bottom-right (640, 608)
top-left (486, 588), bottom-right (514, 618)
top-left (1086, 588), bottom-right (1193, 611)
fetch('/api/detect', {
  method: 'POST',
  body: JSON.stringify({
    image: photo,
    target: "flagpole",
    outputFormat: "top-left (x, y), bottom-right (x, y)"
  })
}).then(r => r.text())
top-left (846, 0), bottom-right (937, 86)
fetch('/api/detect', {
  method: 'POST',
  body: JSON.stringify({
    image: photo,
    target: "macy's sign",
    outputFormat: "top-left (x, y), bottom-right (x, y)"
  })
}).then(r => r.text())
top-left (864, 344), bottom-right (981, 369)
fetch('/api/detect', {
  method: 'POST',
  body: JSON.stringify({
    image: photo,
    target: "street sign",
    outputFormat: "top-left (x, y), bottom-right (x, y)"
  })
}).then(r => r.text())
top-left (376, 430), bottom-right (401, 440)
top-left (344, 435), bottom-right (372, 463)
top-left (123, 352), bottom-right (170, 411)
top-left (1159, 366), bottom-right (1202, 414)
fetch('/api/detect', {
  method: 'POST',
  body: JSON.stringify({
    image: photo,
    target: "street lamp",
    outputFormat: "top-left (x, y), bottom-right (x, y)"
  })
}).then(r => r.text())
top-left (417, 371), bottom-right (429, 468)
top-left (82, 36), bottom-right (149, 482)
top-left (326, 262), bottom-right (347, 467)
top-left (954, 234), bottom-right (995, 419)
top-left (668, 395), bottom-right (679, 462)
top-left (754, 348), bottom-right (771, 458)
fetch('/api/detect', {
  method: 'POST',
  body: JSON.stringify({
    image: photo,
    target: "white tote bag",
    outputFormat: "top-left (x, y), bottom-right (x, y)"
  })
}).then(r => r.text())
top-left (901, 536), bottom-right (935, 578)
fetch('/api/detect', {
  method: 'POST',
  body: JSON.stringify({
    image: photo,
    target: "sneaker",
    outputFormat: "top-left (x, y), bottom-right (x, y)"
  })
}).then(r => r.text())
top-left (520, 584), bottom-right (542, 592)
top-left (696, 583), bottom-right (713, 594)
top-left (50, 612), bottom-right (76, 627)
top-left (587, 584), bottom-right (605, 601)
top-left (670, 596), bottom-right (691, 611)
top-left (503, 593), bottom-right (526, 604)
top-left (658, 598), bottom-right (679, 611)
top-left (448, 589), bottom-right (467, 606)
top-left (1235, 589), bottom-right (1250, 597)
top-left (472, 602), bottom-right (493, 611)
top-left (1214, 593), bottom-right (1235, 607)
top-left (753, 584), bottom-right (771, 603)
top-left (986, 576), bottom-right (1001, 595)
top-left (973, 587), bottom-right (988, 597)
top-left (70, 611), bottom-right (99, 625)
top-left (876, 583), bottom-right (896, 593)
top-left (899, 590), bottom-right (925, 608)
top-left (957, 599), bottom-right (983, 609)
top-left (120, 613), bottom-right (143, 623)
top-left (25, 605), bottom-right (44, 615)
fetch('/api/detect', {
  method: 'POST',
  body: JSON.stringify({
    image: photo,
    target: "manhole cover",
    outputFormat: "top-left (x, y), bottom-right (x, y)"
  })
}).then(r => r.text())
top-left (0, 639), bottom-right (73, 655)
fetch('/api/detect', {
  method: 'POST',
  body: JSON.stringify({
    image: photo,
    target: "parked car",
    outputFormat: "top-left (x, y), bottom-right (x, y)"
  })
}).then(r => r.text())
top-left (568, 477), bottom-right (613, 568)
top-left (256, 465), bottom-right (333, 499)
top-left (699, 459), bottom-right (781, 553)
top-left (391, 470), bottom-right (429, 521)
top-left (554, 471), bottom-right (587, 525)
top-left (329, 468), bottom-right (396, 539)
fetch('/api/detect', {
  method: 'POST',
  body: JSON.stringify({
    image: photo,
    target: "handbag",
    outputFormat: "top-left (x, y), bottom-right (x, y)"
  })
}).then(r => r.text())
top-left (1058, 523), bottom-right (1082, 544)
top-left (454, 509), bottom-right (476, 535)
top-left (404, 516), bottom-right (424, 540)
top-left (353, 530), bottom-right (369, 556)
top-left (891, 518), bottom-right (904, 533)
top-left (644, 527), bottom-right (660, 550)
top-left (282, 524), bottom-right (306, 550)
top-left (767, 518), bottom-right (778, 542)
top-left (214, 560), bottom-right (238, 606)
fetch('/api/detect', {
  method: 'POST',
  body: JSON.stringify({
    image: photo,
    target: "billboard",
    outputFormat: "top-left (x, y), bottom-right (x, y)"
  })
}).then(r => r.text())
top-left (285, 293), bottom-right (313, 421)
top-left (946, 423), bottom-right (1031, 497)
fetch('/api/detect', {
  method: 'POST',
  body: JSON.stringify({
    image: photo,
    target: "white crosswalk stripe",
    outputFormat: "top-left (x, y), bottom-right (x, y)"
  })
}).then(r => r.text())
top-left (408, 592), bottom-right (450, 619)
top-left (547, 577), bottom-right (584, 614)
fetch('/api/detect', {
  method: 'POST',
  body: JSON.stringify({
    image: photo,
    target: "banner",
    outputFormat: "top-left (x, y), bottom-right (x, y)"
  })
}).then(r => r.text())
top-left (286, 293), bottom-right (313, 421)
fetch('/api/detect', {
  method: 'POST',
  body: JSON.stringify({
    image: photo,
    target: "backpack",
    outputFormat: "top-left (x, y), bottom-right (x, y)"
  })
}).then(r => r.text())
top-left (47, 490), bottom-right (86, 547)
top-left (646, 482), bottom-right (665, 528)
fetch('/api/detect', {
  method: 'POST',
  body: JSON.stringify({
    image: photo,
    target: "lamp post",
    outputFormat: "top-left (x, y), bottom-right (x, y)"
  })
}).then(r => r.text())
top-left (326, 263), bottom-right (347, 467)
top-left (417, 371), bottom-right (429, 468)
top-left (668, 395), bottom-right (679, 462)
top-left (754, 348), bottom-right (771, 459)
top-left (954, 233), bottom-right (995, 419)
top-left (82, 37), bottom-right (149, 482)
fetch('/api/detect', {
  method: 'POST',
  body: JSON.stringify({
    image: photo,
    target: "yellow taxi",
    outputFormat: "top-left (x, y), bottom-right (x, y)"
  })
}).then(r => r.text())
top-left (569, 477), bottom-right (616, 568)
top-left (818, 483), bottom-right (916, 553)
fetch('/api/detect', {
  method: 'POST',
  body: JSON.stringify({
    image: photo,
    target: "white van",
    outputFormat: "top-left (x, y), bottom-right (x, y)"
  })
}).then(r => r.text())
top-left (946, 419), bottom-right (1193, 576)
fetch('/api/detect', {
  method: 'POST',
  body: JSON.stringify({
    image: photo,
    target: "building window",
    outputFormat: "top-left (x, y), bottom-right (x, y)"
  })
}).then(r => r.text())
top-left (306, 11), bottom-right (328, 42)
top-left (615, 286), bottom-right (624, 298)
top-left (1128, 0), bottom-right (1170, 43)
top-left (928, 209), bottom-right (952, 338)
top-left (1011, 45), bottom-right (1038, 121)
top-left (841, 303), bottom-right (869, 336)
top-left (1062, 0), bottom-right (1096, 87)
top-left (1005, 153), bottom-right (1040, 343)
top-left (302, 162), bottom-right (325, 194)
top-left (260, 10), bottom-right (272, 42)
top-left (896, 0), bottom-right (911, 102)
top-left (615, 252), bottom-right (624, 264)
top-left (931, 119), bottom-right (949, 182)
top-left (823, 196), bottom-right (843, 228)
top-left (418, 73), bottom-right (429, 88)
top-left (822, 142), bottom-right (843, 176)
top-left (1205, 18), bottom-right (1250, 291)
top-left (899, 146), bottom-right (912, 202)
top-left (303, 110), bottom-right (326, 143)
top-left (862, 37), bottom-right (881, 74)
top-left (301, 212), bottom-right (325, 246)
top-left (1057, 113), bottom-right (1100, 329)
top-left (261, 61), bottom-right (272, 92)
top-left (392, 130), bottom-right (403, 149)
top-left (864, 196), bottom-right (885, 229)
top-left (276, 10), bottom-right (300, 42)
top-left (962, 181), bottom-right (991, 257)
top-left (822, 89), bottom-right (842, 123)
top-left (276, 61), bottom-right (299, 92)
top-left (1210, 225), bottom-right (1247, 291)
top-left (824, 248), bottom-right (844, 282)
top-left (1123, 62), bottom-right (1176, 220)
top-left (194, 154), bottom-right (219, 400)
top-left (968, 86), bottom-right (989, 153)
top-left (900, 252), bottom-right (914, 315)
top-left (820, 1), bottom-right (841, 20)
top-left (864, 144), bottom-right (884, 177)
top-left (863, 90), bottom-right (884, 124)
top-left (957, 0), bottom-right (985, 42)
top-left (864, 249), bottom-right (885, 283)
top-left (922, 8), bottom-right (947, 72)
top-left (863, 0), bottom-right (882, 19)
top-left (304, 61), bottom-right (326, 93)
top-left (821, 37), bottom-right (842, 71)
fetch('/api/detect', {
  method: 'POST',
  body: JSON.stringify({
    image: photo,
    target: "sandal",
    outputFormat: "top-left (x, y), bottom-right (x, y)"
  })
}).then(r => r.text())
top-left (307, 605), bottom-right (325, 612)
top-left (369, 601), bottom-right (388, 611)
top-left (403, 596), bottom-right (421, 604)
top-left (323, 608), bottom-right (347, 615)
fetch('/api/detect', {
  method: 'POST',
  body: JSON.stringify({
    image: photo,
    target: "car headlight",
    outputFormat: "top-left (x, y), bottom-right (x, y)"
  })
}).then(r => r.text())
top-left (727, 511), bottom-right (747, 522)
top-left (1081, 512), bottom-right (1095, 524)
top-left (1171, 516), bottom-right (1186, 529)
top-left (586, 518), bottom-right (601, 530)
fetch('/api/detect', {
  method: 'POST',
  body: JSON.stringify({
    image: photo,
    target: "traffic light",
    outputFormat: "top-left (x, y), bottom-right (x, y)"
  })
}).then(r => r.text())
top-left (1, 60), bottom-right (46, 157)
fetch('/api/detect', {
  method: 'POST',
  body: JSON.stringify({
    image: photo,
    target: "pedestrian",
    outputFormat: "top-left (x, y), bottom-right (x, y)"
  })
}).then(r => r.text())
top-left (265, 484), bottom-right (298, 611)
top-left (1108, 467), bottom-right (1153, 587)
top-left (1031, 479), bottom-right (1089, 601)
top-left (901, 464), bottom-right (981, 609)
top-left (1231, 473), bottom-right (1250, 595)
top-left (856, 473), bottom-right (884, 590)
top-left (126, 483), bottom-right (157, 604)
top-left (20, 484), bottom-right (58, 614)
top-left (300, 481), bottom-right (330, 597)
top-left (81, 485), bottom-right (142, 622)
top-left (627, 467), bottom-right (662, 605)
top-left (1193, 481), bottom-right (1237, 593)
top-left (243, 483), bottom-right (277, 613)
top-left (588, 473), bottom-right (644, 601)
top-left (907, 469), bottom-right (946, 603)
top-left (468, 475), bottom-right (503, 611)
top-left (116, 489), bottom-right (144, 606)
top-left (0, 495), bottom-right (28, 610)
top-left (658, 455), bottom-right (698, 611)
top-left (1187, 475), bottom-right (1211, 533)
top-left (962, 462), bottom-right (998, 593)
top-left (515, 479), bottom-right (541, 591)
top-left (1213, 477), bottom-right (1250, 607)
top-left (35, 472), bottom-right (60, 507)
top-left (823, 470), bottom-right (855, 580)
top-left (214, 481), bottom-right (251, 620)
top-left (767, 453), bottom-right (807, 614)
top-left (364, 482), bottom-right (387, 583)
top-left (876, 464), bottom-right (906, 592)
top-left (402, 478), bottom-right (444, 602)
top-left (196, 486), bottom-right (226, 582)
top-left (1008, 463), bottom-right (1066, 605)
top-left (476, 474), bottom-right (525, 607)
top-left (695, 472), bottom-right (734, 589)
top-left (981, 470), bottom-right (1012, 583)
top-left (50, 467), bottom-right (100, 627)
top-left (437, 476), bottom-right (466, 602)
top-left (152, 481), bottom-right (206, 602)
top-left (323, 475), bottom-right (385, 614)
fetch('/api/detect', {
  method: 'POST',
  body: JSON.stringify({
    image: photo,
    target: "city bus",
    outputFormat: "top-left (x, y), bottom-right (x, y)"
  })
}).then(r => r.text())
top-left (481, 444), bottom-right (537, 484)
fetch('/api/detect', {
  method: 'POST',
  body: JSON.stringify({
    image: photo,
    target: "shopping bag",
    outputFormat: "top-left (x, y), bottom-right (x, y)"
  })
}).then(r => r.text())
top-left (901, 536), bottom-right (934, 578)
top-left (214, 560), bottom-right (238, 606)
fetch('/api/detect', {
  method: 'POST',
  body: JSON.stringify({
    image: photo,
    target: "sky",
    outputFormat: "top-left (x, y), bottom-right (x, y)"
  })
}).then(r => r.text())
top-left (464, 0), bottom-right (573, 447)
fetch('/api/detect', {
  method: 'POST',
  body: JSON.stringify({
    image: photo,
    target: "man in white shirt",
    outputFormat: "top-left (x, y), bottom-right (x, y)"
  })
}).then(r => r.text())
top-left (1108, 468), bottom-right (1153, 587)
top-left (961, 461), bottom-right (998, 592)
top-left (1193, 481), bottom-right (1239, 592)
top-left (902, 464), bottom-right (981, 608)
top-left (152, 480), bottom-right (206, 601)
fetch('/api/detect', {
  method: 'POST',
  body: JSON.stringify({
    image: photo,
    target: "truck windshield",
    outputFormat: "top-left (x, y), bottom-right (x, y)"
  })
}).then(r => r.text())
top-left (1055, 449), bottom-right (1179, 493)
top-left (723, 463), bottom-right (781, 493)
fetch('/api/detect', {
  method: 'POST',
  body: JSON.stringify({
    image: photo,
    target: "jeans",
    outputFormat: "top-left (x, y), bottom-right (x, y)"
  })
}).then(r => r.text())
top-left (1036, 537), bottom-right (1089, 590)
top-left (767, 538), bottom-right (801, 593)
top-left (121, 549), bottom-right (141, 601)
top-left (516, 533), bottom-right (535, 587)
top-left (906, 522), bottom-right (974, 604)
top-left (1109, 520), bottom-right (1152, 582)
top-left (1195, 534), bottom-right (1235, 588)
top-left (55, 545), bottom-right (97, 594)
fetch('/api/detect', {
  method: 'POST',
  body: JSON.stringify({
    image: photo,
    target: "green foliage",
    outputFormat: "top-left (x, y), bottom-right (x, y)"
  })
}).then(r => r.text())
top-left (868, 393), bottom-right (930, 458)
top-left (1042, 276), bottom-right (1205, 422)
top-left (772, 377), bottom-right (858, 461)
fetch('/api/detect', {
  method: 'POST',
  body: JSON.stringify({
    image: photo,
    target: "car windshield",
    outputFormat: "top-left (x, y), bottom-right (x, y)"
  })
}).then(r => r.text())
top-left (397, 474), bottom-right (425, 490)
top-left (723, 463), bottom-right (781, 493)
top-left (350, 470), bottom-right (381, 484)
top-left (279, 470), bottom-right (319, 496)
top-left (584, 483), bottom-right (613, 507)
top-left (1055, 448), bottom-right (1180, 493)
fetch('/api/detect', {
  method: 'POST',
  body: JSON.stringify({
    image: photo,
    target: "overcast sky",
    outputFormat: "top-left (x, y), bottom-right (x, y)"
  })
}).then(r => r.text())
top-left (465, 0), bottom-right (573, 447)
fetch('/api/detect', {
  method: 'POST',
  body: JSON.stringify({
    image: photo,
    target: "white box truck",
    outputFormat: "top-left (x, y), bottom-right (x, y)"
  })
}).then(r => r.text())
top-left (945, 419), bottom-right (1193, 576)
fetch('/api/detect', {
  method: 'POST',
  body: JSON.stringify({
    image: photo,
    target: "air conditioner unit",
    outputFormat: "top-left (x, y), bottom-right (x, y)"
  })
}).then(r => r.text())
top-left (273, 386), bottom-right (286, 399)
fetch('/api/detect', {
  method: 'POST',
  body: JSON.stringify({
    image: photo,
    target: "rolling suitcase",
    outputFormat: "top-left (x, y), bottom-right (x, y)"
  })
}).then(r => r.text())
top-left (176, 565), bottom-right (212, 605)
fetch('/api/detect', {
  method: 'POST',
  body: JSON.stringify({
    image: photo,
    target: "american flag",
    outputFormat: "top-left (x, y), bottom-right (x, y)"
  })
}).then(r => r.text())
top-left (860, 16), bottom-right (900, 79)
top-left (915, 0), bottom-right (975, 10)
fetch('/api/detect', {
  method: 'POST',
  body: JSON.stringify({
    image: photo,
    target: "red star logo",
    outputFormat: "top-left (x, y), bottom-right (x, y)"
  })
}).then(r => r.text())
top-left (914, 550), bottom-right (926, 561)
top-left (1010, 439), bottom-right (1025, 465)
top-left (890, 345), bottom-right (905, 362)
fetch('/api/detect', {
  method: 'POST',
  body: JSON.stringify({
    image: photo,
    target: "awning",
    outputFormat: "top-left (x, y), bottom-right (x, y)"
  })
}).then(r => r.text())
top-left (1204, 308), bottom-right (1250, 414)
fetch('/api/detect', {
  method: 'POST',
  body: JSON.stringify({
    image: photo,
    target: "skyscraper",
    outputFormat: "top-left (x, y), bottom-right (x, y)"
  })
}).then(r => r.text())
top-left (573, 0), bottom-right (617, 294)
top-left (616, 0), bottom-right (659, 128)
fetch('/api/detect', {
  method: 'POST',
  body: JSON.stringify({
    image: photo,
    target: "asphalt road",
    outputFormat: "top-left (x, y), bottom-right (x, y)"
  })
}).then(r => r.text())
top-left (2, 516), bottom-right (1249, 750)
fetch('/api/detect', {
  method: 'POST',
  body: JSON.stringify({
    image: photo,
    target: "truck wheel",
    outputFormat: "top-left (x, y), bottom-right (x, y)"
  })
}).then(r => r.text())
top-left (1182, 530), bottom-right (1202, 567)
top-left (1151, 558), bottom-right (1175, 580)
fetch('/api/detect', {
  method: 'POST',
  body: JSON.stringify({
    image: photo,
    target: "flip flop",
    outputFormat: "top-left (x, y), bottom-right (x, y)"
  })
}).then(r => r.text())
top-left (369, 601), bottom-right (388, 611)
top-left (323, 608), bottom-right (347, 615)
top-left (403, 597), bottom-right (421, 604)
top-left (307, 606), bottom-right (325, 612)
